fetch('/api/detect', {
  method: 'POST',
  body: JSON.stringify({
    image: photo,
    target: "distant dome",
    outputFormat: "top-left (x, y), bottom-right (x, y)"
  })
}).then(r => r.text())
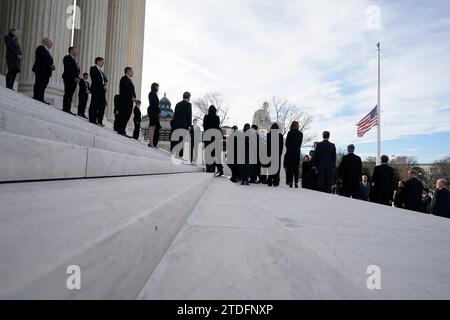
top-left (159, 93), bottom-right (174, 119)
top-left (159, 93), bottom-right (171, 110)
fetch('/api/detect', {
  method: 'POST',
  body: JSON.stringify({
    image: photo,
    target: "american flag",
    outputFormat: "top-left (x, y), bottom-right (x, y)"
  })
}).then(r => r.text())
top-left (356, 106), bottom-right (379, 138)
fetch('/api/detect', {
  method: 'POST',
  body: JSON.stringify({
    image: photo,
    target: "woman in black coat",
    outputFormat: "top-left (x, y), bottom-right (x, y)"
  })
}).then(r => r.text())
top-left (285, 121), bottom-right (303, 188)
top-left (4, 28), bottom-right (22, 90)
top-left (203, 105), bottom-right (224, 176)
top-left (266, 123), bottom-right (284, 187)
top-left (147, 83), bottom-right (161, 148)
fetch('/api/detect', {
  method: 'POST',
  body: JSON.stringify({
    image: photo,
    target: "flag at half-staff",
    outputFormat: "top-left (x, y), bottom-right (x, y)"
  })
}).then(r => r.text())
top-left (356, 106), bottom-right (379, 138)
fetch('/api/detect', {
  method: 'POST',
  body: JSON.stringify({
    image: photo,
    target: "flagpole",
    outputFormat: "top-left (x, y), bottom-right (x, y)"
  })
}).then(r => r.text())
top-left (376, 42), bottom-right (381, 165)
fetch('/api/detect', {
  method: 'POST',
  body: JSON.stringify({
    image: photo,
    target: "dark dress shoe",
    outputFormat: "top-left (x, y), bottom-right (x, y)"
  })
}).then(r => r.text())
top-left (295, 184), bottom-right (299, 189)
top-left (98, 123), bottom-right (105, 128)
top-left (216, 171), bottom-right (224, 177)
top-left (289, 183), bottom-right (293, 188)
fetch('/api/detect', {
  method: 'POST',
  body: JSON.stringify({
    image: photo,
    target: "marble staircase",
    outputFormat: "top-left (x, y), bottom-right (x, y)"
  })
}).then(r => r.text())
top-left (0, 86), bottom-right (201, 182)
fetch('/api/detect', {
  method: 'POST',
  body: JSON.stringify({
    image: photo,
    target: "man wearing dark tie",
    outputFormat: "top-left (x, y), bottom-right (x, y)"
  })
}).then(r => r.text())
top-left (117, 67), bottom-right (138, 137)
top-left (62, 47), bottom-right (80, 115)
top-left (371, 155), bottom-right (396, 206)
top-left (313, 131), bottom-right (337, 194)
top-left (32, 37), bottom-right (55, 104)
top-left (172, 92), bottom-right (193, 158)
top-left (338, 144), bottom-right (363, 199)
top-left (4, 28), bottom-right (23, 90)
top-left (77, 73), bottom-right (90, 118)
top-left (89, 57), bottom-right (108, 126)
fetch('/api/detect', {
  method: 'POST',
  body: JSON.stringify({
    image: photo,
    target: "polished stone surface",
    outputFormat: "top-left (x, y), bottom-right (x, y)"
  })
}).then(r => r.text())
top-left (0, 173), bottom-right (212, 299)
top-left (139, 179), bottom-right (450, 300)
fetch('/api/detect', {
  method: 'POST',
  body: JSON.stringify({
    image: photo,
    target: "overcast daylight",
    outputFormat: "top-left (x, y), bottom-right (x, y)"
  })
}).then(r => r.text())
top-left (1, 0), bottom-right (450, 310)
top-left (143, 0), bottom-right (450, 162)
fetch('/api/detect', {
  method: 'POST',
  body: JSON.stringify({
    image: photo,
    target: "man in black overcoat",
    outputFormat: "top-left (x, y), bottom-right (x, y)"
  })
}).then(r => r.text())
top-left (4, 28), bottom-right (22, 90)
top-left (312, 131), bottom-right (337, 194)
top-left (32, 37), bottom-right (55, 103)
top-left (338, 144), bottom-right (363, 199)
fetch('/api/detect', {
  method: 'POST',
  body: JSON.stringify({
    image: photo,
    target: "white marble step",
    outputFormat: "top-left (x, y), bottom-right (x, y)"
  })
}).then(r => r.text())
top-left (0, 132), bottom-right (201, 182)
top-left (139, 179), bottom-right (450, 300)
top-left (0, 106), bottom-right (169, 161)
top-left (0, 172), bottom-right (213, 299)
top-left (0, 86), bottom-right (161, 158)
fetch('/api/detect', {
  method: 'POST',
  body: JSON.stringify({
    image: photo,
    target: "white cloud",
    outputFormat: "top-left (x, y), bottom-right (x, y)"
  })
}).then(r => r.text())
top-left (142, 0), bottom-right (450, 147)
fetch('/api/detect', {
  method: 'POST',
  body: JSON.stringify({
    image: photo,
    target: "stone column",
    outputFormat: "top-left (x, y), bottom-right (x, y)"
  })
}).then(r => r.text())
top-left (104, 0), bottom-right (131, 120)
top-left (74, 0), bottom-right (109, 76)
top-left (18, 0), bottom-right (73, 105)
top-left (0, 0), bottom-right (27, 75)
top-left (127, 0), bottom-right (146, 102)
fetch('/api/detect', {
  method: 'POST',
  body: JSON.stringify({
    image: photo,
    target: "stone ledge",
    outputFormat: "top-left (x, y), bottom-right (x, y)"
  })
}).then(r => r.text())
top-left (0, 173), bottom-right (213, 299)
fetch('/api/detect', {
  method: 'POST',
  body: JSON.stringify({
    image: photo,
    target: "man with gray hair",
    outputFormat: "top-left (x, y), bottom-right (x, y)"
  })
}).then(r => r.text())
top-left (32, 37), bottom-right (55, 104)
top-left (338, 144), bottom-right (362, 199)
top-left (431, 179), bottom-right (450, 218)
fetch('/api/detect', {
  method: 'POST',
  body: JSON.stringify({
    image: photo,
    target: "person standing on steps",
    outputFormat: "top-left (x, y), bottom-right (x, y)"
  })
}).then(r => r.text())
top-left (62, 46), bottom-right (80, 116)
top-left (285, 121), bottom-right (303, 188)
top-left (266, 123), bottom-right (284, 187)
top-left (77, 73), bottom-right (90, 118)
top-left (117, 67), bottom-right (138, 137)
top-left (172, 92), bottom-right (193, 159)
top-left (89, 57), bottom-right (108, 126)
top-left (371, 155), bottom-right (396, 206)
top-left (404, 170), bottom-right (424, 212)
top-left (147, 83), bottom-right (161, 148)
top-left (4, 28), bottom-right (23, 90)
top-left (313, 131), bottom-right (337, 194)
top-left (203, 105), bottom-right (224, 177)
top-left (32, 37), bottom-right (55, 104)
top-left (133, 100), bottom-right (142, 140)
top-left (338, 144), bottom-right (363, 199)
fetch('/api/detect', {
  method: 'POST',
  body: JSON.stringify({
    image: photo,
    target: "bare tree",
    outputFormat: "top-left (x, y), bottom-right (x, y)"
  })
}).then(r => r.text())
top-left (193, 93), bottom-right (230, 127)
top-left (267, 96), bottom-right (315, 145)
top-left (391, 156), bottom-right (418, 180)
top-left (430, 157), bottom-right (450, 185)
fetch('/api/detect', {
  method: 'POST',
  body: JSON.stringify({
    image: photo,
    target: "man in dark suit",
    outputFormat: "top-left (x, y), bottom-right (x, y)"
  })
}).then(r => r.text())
top-left (62, 47), bottom-right (80, 115)
top-left (404, 170), bottom-right (424, 212)
top-left (371, 155), bottom-right (396, 206)
top-left (4, 28), bottom-right (23, 90)
top-left (338, 144), bottom-right (363, 199)
top-left (77, 73), bottom-right (90, 118)
top-left (431, 179), bottom-right (450, 218)
top-left (133, 101), bottom-right (142, 140)
top-left (117, 67), bottom-right (138, 137)
top-left (360, 175), bottom-right (371, 201)
top-left (172, 92), bottom-right (192, 158)
top-left (89, 57), bottom-right (108, 126)
top-left (313, 131), bottom-right (337, 194)
top-left (32, 37), bottom-right (55, 104)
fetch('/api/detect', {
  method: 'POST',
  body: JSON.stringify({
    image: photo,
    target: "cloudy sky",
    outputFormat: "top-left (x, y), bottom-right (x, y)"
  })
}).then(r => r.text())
top-left (142, 0), bottom-right (450, 162)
